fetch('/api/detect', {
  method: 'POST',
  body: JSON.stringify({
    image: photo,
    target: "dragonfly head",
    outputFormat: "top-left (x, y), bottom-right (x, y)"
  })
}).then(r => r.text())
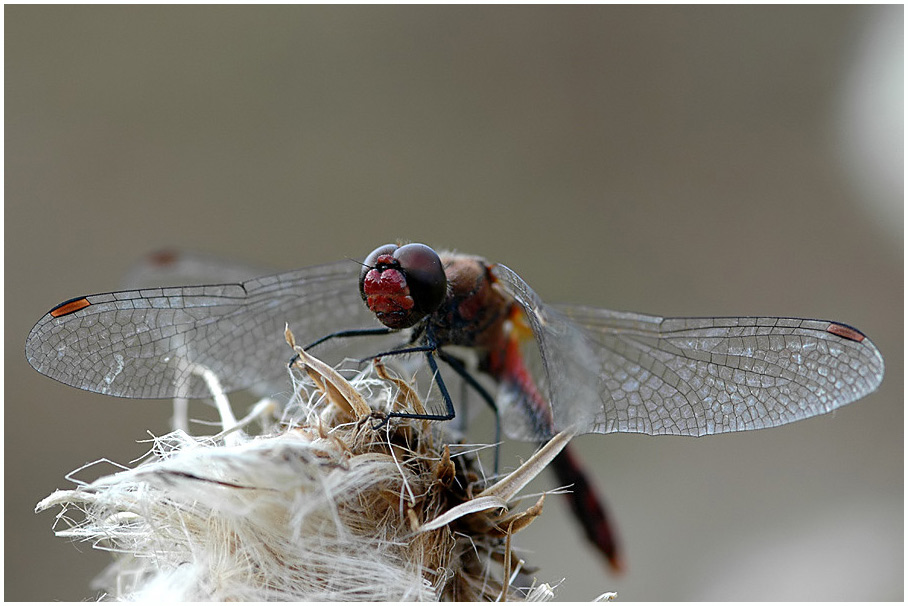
top-left (360, 243), bottom-right (447, 329)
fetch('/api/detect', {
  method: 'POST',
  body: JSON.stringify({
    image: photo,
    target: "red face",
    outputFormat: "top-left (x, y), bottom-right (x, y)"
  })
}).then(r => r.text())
top-left (360, 243), bottom-right (447, 329)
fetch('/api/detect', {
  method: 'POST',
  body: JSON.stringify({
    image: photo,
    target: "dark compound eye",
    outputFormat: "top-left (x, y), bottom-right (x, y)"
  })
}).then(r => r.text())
top-left (393, 243), bottom-right (446, 315)
top-left (359, 243), bottom-right (447, 329)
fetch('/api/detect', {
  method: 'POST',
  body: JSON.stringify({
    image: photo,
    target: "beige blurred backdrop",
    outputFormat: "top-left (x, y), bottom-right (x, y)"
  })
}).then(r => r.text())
top-left (5, 6), bottom-right (902, 601)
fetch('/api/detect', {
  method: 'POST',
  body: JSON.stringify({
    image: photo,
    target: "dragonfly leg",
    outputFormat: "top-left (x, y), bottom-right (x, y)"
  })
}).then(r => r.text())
top-left (304, 326), bottom-right (395, 350)
top-left (334, 339), bottom-right (502, 475)
top-left (356, 344), bottom-right (436, 363)
top-left (436, 349), bottom-right (502, 475)
top-left (288, 327), bottom-right (397, 367)
top-left (385, 351), bottom-right (456, 422)
top-left (359, 345), bottom-right (502, 474)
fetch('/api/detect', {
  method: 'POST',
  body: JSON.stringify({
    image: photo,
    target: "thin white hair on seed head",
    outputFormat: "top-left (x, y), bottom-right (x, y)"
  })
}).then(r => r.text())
top-left (36, 329), bottom-right (568, 601)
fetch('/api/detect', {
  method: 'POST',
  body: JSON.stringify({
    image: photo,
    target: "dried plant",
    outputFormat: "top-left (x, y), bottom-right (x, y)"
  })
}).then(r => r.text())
top-left (37, 328), bottom-right (578, 601)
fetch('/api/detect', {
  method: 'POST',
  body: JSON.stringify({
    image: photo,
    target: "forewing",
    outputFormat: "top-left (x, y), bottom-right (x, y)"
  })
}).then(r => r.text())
top-left (25, 260), bottom-right (387, 399)
top-left (493, 264), bottom-right (885, 437)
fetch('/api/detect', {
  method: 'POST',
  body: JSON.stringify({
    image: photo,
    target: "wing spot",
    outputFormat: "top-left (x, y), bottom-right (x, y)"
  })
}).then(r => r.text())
top-left (826, 323), bottom-right (865, 343)
top-left (50, 297), bottom-right (91, 317)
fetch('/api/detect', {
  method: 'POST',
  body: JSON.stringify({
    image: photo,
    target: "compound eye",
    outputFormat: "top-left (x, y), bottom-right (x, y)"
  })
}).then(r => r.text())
top-left (394, 243), bottom-right (446, 315)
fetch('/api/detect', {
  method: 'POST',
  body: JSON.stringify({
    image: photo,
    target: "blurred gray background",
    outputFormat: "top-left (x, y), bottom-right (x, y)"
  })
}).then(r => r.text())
top-left (5, 6), bottom-right (902, 601)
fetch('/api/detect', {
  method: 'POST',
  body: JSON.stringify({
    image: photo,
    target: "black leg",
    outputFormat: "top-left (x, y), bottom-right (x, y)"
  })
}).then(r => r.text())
top-left (288, 326), bottom-right (396, 367)
top-left (436, 350), bottom-right (502, 474)
top-left (458, 367), bottom-right (469, 434)
top-left (386, 351), bottom-right (456, 422)
top-left (304, 326), bottom-right (395, 351)
top-left (356, 344), bottom-right (436, 363)
top-left (302, 329), bottom-right (503, 475)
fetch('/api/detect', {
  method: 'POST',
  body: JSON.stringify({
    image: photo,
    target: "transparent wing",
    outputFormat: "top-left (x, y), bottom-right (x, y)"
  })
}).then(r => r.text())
top-left (25, 260), bottom-right (391, 399)
top-left (492, 264), bottom-right (885, 438)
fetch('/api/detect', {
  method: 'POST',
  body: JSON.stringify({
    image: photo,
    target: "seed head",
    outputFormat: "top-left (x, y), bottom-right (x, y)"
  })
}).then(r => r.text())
top-left (37, 328), bottom-right (569, 601)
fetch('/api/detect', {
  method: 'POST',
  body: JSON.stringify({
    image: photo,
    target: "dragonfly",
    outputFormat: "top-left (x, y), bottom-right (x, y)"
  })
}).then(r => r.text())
top-left (25, 243), bottom-right (885, 572)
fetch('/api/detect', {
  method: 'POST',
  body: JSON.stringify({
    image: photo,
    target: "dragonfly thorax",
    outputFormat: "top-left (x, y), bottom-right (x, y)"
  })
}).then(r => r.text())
top-left (425, 253), bottom-right (514, 353)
